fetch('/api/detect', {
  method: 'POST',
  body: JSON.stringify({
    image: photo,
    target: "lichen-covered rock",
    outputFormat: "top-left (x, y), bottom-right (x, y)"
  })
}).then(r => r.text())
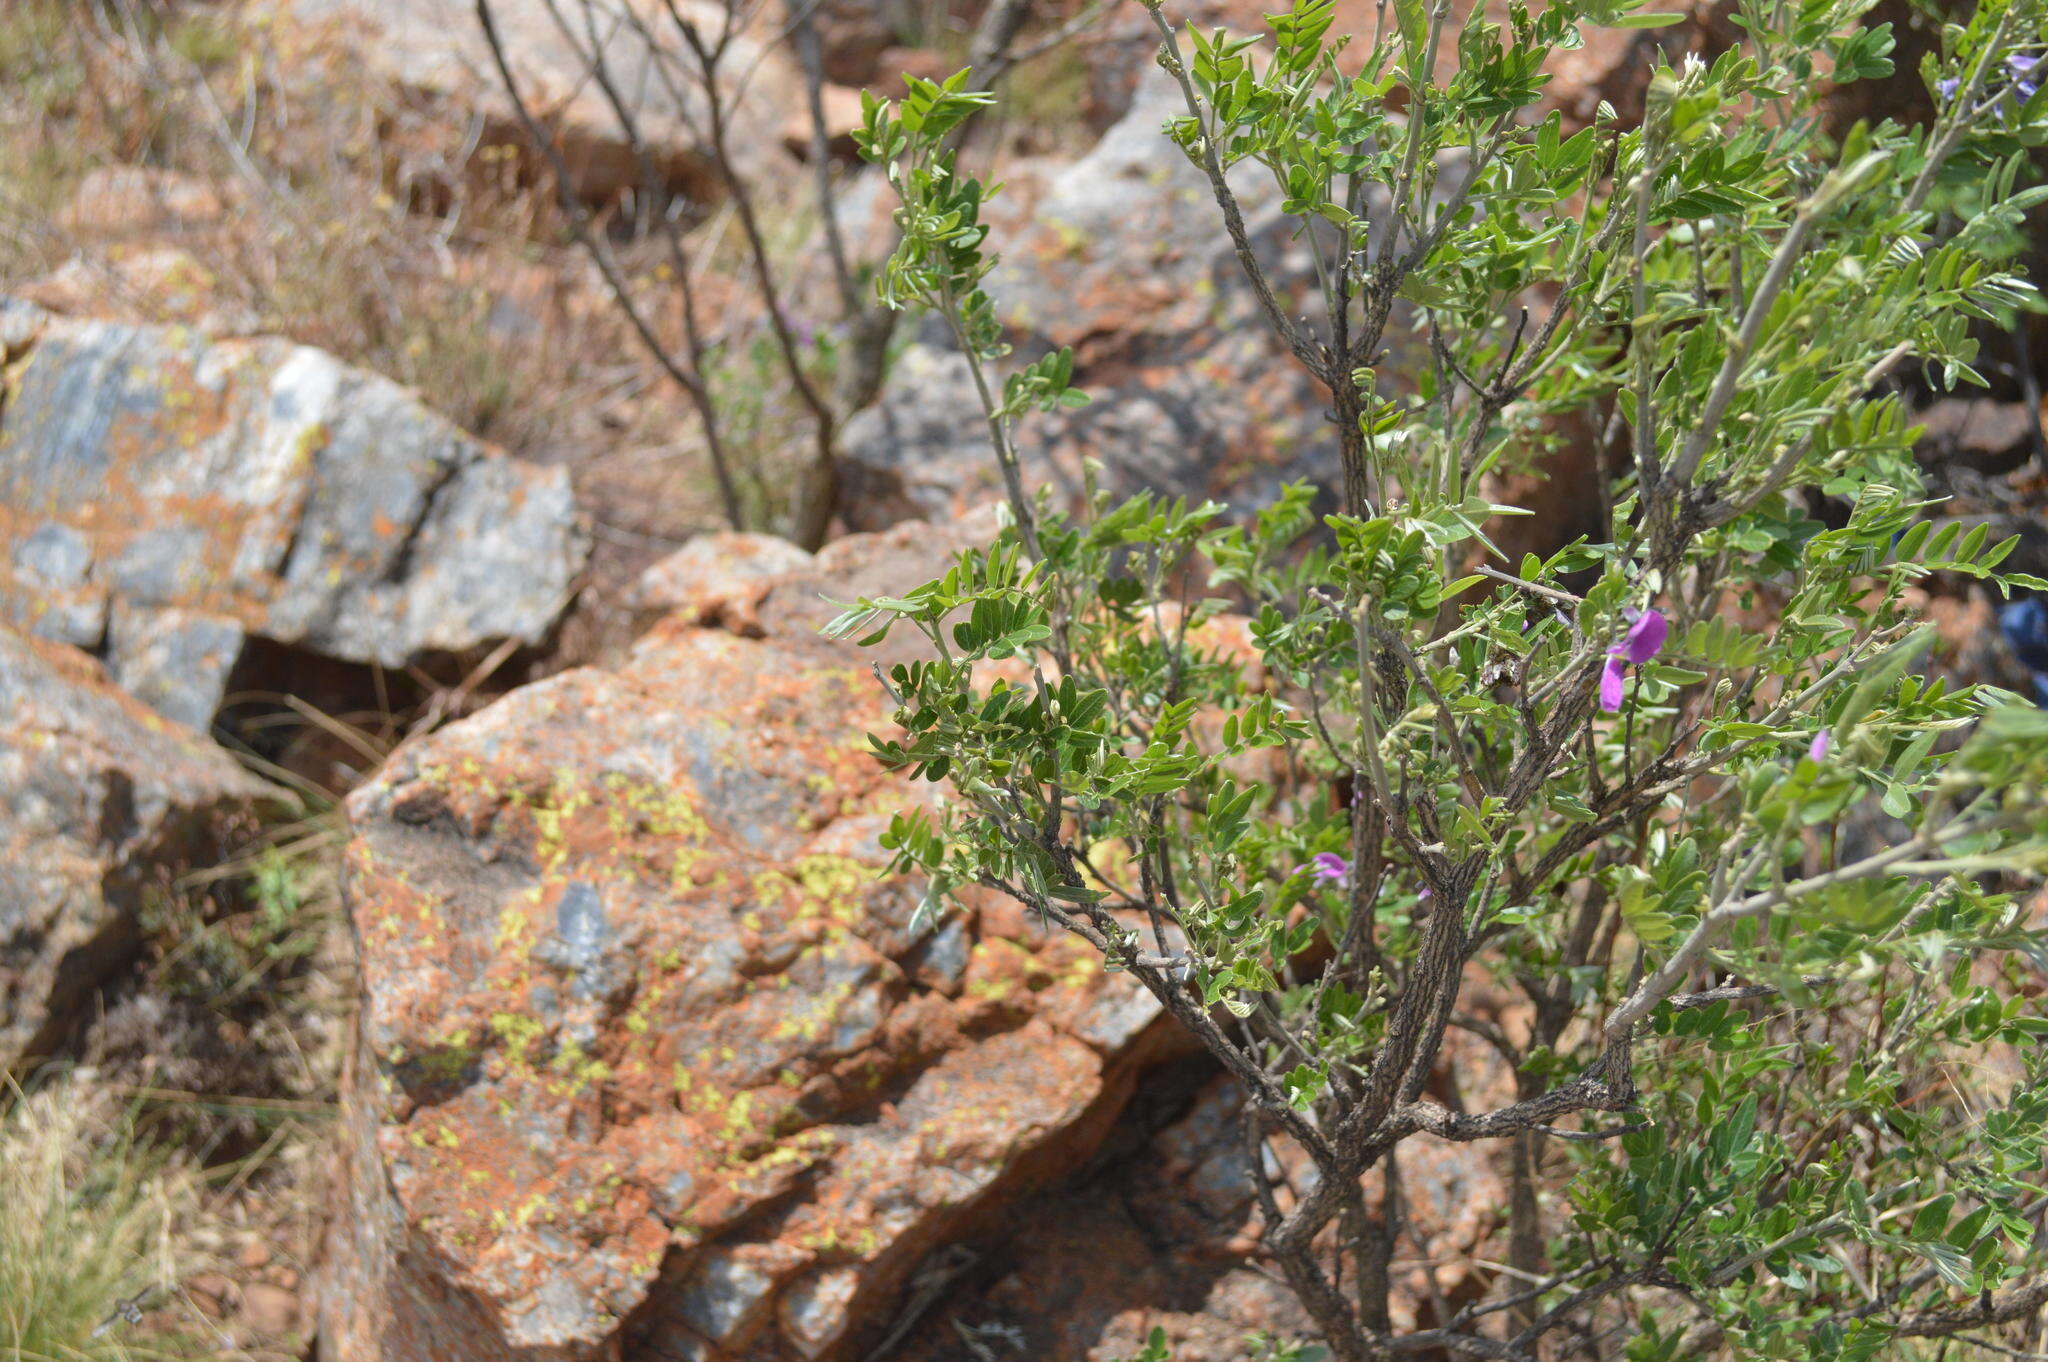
top-left (631, 532), bottom-right (819, 637)
top-left (23, 245), bottom-right (258, 337)
top-left (287, 0), bottom-right (801, 208)
top-left (628, 507), bottom-right (1003, 649)
top-left (322, 523), bottom-right (1173, 1362)
top-left (832, 6), bottom-right (1708, 535)
top-left (835, 78), bottom-right (1334, 529)
top-left (0, 627), bottom-right (280, 1068)
top-left (0, 300), bottom-right (586, 728)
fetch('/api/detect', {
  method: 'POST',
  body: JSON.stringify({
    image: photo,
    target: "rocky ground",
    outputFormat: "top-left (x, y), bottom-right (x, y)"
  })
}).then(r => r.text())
top-left (1, 0), bottom-right (2044, 1359)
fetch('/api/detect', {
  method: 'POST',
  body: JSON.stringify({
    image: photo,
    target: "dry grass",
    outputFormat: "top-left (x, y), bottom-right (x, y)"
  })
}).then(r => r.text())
top-left (56, 826), bottom-right (351, 1362)
top-left (0, 1078), bottom-right (198, 1362)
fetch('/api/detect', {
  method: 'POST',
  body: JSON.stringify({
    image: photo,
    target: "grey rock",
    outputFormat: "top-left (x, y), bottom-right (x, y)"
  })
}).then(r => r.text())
top-left (14, 523), bottom-right (92, 584)
top-left (674, 1248), bottom-right (782, 1348)
top-left (0, 626), bottom-right (280, 1068)
top-left (908, 916), bottom-right (972, 991)
top-left (0, 564), bottom-right (108, 651)
top-left (0, 301), bottom-right (587, 727)
top-left (105, 605), bottom-right (245, 732)
top-left (835, 76), bottom-right (1339, 530)
top-left (536, 880), bottom-right (622, 1003)
top-left (108, 525), bottom-right (214, 605)
top-left (775, 1265), bottom-right (861, 1359)
top-left (4, 512), bottom-right (110, 650)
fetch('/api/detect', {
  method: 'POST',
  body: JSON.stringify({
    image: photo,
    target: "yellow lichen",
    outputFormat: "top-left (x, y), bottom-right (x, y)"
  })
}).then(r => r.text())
top-left (489, 1011), bottom-right (546, 1067)
top-left (769, 978), bottom-right (856, 1045)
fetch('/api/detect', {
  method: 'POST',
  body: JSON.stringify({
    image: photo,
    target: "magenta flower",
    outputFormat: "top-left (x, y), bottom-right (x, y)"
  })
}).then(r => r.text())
top-left (1598, 606), bottom-right (1669, 712)
top-left (1809, 729), bottom-right (1831, 761)
top-left (1618, 606), bottom-right (1669, 663)
top-left (1308, 852), bottom-right (1351, 886)
top-left (1599, 656), bottom-right (1628, 712)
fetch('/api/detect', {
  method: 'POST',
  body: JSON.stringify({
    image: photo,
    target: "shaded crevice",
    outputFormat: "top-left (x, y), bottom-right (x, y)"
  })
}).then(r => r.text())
top-left (215, 634), bottom-right (549, 795)
top-left (379, 452), bottom-right (467, 588)
top-left (609, 1003), bottom-right (1210, 1362)
top-left (850, 1052), bottom-right (1271, 1362)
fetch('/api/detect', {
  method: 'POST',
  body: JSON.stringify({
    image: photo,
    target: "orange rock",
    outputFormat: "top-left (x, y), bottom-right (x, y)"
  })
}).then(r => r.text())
top-left (57, 165), bottom-right (227, 238)
top-left (320, 525), bottom-right (1178, 1361)
top-left (188, 1272), bottom-right (237, 1319)
top-left (632, 531), bottom-right (817, 638)
top-left (286, 0), bottom-right (801, 208)
top-left (240, 1282), bottom-right (304, 1337)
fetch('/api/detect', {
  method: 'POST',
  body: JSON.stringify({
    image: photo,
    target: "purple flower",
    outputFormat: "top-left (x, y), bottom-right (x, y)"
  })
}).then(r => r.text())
top-left (775, 307), bottom-right (818, 349)
top-left (1809, 729), bottom-right (1831, 761)
top-left (2010, 53), bottom-right (2040, 101)
top-left (1598, 606), bottom-right (1668, 713)
top-left (1599, 655), bottom-right (1628, 712)
top-left (1936, 75), bottom-right (1961, 103)
top-left (1618, 607), bottom-right (1669, 664)
top-left (1308, 852), bottom-right (1351, 886)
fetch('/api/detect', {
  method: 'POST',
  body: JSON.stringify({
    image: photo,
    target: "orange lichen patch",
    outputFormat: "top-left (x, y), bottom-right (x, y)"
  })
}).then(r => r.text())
top-left (1, 335), bottom-right (271, 613)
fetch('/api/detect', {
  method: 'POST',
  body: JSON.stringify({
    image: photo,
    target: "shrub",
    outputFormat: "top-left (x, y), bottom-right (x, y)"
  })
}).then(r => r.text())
top-left (840, 0), bottom-right (2048, 1356)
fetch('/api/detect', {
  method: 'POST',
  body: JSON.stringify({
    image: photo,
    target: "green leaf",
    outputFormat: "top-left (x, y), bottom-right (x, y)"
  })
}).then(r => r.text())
top-left (1835, 628), bottom-right (1934, 737)
top-left (1393, 0), bottom-right (1426, 62)
top-left (1910, 1193), bottom-right (1955, 1242)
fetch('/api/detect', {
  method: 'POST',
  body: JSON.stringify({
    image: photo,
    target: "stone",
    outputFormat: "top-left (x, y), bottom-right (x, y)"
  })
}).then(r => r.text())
top-left (623, 506), bottom-right (1004, 659)
top-left (833, 76), bottom-right (1339, 530)
top-left (882, 1071), bottom-right (1315, 1362)
top-left (0, 300), bottom-right (587, 729)
top-left (240, 1282), bottom-right (305, 1337)
top-left (22, 245), bottom-right (257, 336)
top-left (1915, 396), bottom-right (2044, 476)
top-left (884, 1029), bottom-right (1516, 1358)
top-left (6, 519), bottom-right (107, 649)
top-left (320, 519), bottom-right (1179, 1361)
top-left (804, 0), bottom-right (912, 85)
top-left (632, 532), bottom-right (819, 637)
top-left (1527, 0), bottom-right (1743, 130)
top-left (106, 605), bottom-right (247, 732)
top-left (830, 0), bottom-right (1743, 535)
top-left (287, 0), bottom-right (803, 208)
top-left (57, 165), bottom-right (229, 238)
top-left (779, 82), bottom-right (866, 161)
top-left (189, 1273), bottom-right (237, 1319)
top-left (0, 627), bottom-right (280, 1068)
